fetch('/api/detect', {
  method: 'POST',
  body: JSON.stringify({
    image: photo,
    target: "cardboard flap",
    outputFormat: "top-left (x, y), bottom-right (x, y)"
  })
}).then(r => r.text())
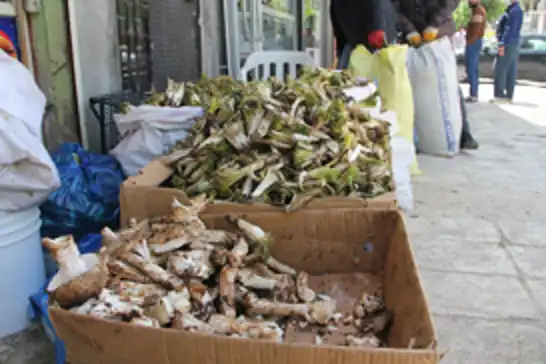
top-left (124, 159), bottom-right (174, 187)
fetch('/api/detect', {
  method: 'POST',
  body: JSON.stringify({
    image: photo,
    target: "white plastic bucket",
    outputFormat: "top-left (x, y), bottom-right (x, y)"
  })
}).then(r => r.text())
top-left (0, 207), bottom-right (45, 339)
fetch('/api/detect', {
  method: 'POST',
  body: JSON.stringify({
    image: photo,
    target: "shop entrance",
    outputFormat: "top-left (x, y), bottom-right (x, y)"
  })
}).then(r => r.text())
top-left (222, 0), bottom-right (331, 79)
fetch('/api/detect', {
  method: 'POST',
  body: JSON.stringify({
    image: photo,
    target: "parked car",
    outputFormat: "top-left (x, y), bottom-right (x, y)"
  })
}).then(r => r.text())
top-left (456, 34), bottom-right (546, 82)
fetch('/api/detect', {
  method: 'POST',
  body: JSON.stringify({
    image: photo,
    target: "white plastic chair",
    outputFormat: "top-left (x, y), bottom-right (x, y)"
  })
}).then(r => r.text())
top-left (239, 51), bottom-right (317, 81)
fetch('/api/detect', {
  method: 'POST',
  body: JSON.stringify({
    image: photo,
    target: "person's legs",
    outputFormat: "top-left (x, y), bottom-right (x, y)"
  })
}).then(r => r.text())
top-left (337, 44), bottom-right (353, 70)
top-left (505, 42), bottom-right (520, 100)
top-left (459, 85), bottom-right (479, 149)
top-left (493, 51), bottom-right (510, 99)
top-left (465, 39), bottom-right (482, 99)
top-left (459, 86), bottom-right (470, 134)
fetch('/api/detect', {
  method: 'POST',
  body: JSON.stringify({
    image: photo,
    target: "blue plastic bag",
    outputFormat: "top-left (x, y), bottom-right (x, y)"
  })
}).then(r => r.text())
top-left (40, 143), bottom-right (125, 241)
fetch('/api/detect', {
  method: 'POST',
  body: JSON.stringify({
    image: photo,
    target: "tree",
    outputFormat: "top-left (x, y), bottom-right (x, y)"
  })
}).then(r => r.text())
top-left (453, 0), bottom-right (507, 29)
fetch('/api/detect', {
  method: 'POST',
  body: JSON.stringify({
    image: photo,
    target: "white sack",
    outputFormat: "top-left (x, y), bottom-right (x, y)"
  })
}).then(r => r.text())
top-left (371, 110), bottom-right (414, 211)
top-left (407, 37), bottom-right (462, 157)
top-left (110, 105), bottom-right (203, 176)
top-left (0, 51), bottom-right (60, 211)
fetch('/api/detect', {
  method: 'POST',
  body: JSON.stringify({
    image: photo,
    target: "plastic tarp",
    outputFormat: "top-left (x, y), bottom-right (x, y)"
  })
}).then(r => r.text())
top-left (0, 51), bottom-right (60, 211)
top-left (30, 234), bottom-right (103, 364)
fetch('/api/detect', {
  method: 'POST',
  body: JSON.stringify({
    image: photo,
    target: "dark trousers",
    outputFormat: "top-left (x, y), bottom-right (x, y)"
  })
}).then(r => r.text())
top-left (465, 38), bottom-right (482, 98)
top-left (458, 86), bottom-right (471, 135)
top-left (337, 44), bottom-right (353, 70)
top-left (493, 40), bottom-right (520, 99)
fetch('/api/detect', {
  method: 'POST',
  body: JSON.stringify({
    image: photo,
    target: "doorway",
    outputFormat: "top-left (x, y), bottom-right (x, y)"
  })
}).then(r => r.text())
top-left (222, 0), bottom-right (331, 79)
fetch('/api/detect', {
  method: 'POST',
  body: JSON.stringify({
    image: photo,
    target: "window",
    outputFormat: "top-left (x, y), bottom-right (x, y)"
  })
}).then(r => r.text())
top-left (116, 0), bottom-right (152, 93)
top-left (527, 38), bottom-right (546, 51)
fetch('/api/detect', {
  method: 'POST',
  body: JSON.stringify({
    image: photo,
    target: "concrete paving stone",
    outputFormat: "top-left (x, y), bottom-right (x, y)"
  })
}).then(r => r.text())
top-left (525, 279), bottom-right (546, 314)
top-left (412, 238), bottom-right (517, 276)
top-left (0, 324), bottom-right (53, 364)
top-left (415, 155), bottom-right (468, 174)
top-left (506, 245), bottom-right (546, 279)
top-left (465, 169), bottom-right (546, 189)
top-left (420, 271), bottom-right (539, 319)
top-left (434, 316), bottom-right (546, 364)
top-left (499, 221), bottom-right (546, 247)
top-left (413, 172), bottom-right (471, 186)
top-left (0, 343), bottom-right (15, 364)
top-left (412, 183), bottom-right (546, 221)
top-left (405, 217), bottom-right (501, 243)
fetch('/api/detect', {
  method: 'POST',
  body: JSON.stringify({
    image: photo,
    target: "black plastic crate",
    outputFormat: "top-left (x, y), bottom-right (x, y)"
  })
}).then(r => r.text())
top-left (90, 91), bottom-right (148, 153)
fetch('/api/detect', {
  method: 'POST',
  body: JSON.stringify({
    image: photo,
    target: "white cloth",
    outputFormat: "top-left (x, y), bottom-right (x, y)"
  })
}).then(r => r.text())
top-left (0, 51), bottom-right (60, 211)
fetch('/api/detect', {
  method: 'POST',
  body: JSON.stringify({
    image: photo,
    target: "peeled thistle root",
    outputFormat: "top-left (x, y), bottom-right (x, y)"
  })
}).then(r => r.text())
top-left (43, 236), bottom-right (109, 308)
top-left (227, 216), bottom-right (271, 260)
top-left (154, 68), bottom-right (393, 210)
top-left (51, 199), bottom-right (391, 349)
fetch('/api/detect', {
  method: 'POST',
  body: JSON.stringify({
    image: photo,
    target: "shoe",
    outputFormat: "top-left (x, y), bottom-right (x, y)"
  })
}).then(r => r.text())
top-left (460, 132), bottom-right (479, 150)
top-left (489, 97), bottom-right (511, 104)
top-left (465, 96), bottom-right (478, 103)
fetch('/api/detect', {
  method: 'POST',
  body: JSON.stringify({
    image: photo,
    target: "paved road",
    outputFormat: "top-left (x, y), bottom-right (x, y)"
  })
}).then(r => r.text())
top-left (2, 83), bottom-right (546, 364)
top-left (406, 83), bottom-right (546, 363)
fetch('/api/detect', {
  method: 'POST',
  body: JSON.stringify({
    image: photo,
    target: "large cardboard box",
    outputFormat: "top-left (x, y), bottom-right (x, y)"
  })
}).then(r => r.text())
top-left (119, 159), bottom-right (398, 225)
top-left (50, 190), bottom-right (438, 364)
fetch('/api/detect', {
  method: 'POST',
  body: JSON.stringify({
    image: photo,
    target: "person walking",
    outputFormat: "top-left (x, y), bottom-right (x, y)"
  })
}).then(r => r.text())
top-left (331, 0), bottom-right (397, 69)
top-left (464, 0), bottom-right (486, 103)
top-left (492, 0), bottom-right (524, 103)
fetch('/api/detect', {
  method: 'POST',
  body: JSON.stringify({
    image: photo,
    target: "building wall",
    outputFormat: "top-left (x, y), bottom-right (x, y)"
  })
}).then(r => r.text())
top-left (28, 0), bottom-right (80, 151)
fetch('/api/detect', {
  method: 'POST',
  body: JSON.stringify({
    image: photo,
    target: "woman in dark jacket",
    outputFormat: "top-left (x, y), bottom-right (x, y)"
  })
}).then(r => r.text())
top-left (331, 0), bottom-right (397, 69)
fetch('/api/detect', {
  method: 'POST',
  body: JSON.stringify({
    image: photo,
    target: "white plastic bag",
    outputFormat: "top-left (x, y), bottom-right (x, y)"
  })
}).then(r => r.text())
top-left (407, 37), bottom-right (462, 157)
top-left (0, 51), bottom-right (60, 211)
top-left (363, 108), bottom-right (414, 211)
top-left (110, 105), bottom-right (203, 176)
top-left (390, 136), bottom-right (415, 211)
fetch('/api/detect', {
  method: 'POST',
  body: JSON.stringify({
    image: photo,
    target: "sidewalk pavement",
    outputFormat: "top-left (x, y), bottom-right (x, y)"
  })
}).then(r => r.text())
top-left (405, 84), bottom-right (546, 363)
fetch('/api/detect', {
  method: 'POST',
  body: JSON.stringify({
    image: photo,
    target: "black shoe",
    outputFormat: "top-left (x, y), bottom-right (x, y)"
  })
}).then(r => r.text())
top-left (460, 132), bottom-right (479, 150)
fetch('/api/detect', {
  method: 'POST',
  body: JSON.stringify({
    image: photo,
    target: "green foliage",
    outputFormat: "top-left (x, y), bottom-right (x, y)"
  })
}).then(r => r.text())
top-left (453, 0), bottom-right (507, 29)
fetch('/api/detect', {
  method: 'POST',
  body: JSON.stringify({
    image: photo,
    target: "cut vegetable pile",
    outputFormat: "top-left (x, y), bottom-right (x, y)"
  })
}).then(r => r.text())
top-left (44, 197), bottom-right (393, 348)
top-left (124, 68), bottom-right (393, 211)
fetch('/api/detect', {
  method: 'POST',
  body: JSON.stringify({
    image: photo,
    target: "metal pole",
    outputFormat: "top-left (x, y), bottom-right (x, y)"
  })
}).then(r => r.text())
top-left (223, 0), bottom-right (241, 79)
top-left (320, 0), bottom-right (333, 67)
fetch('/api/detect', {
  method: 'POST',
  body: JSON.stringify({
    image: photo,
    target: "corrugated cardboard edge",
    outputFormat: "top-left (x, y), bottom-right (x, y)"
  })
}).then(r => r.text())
top-left (385, 215), bottom-right (441, 354)
top-left (50, 205), bottom-right (440, 364)
top-left (121, 159), bottom-right (398, 224)
top-left (49, 308), bottom-right (440, 364)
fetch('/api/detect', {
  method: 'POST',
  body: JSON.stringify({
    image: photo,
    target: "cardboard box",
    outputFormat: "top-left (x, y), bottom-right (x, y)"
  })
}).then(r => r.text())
top-left (50, 191), bottom-right (438, 364)
top-left (119, 159), bottom-right (398, 225)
